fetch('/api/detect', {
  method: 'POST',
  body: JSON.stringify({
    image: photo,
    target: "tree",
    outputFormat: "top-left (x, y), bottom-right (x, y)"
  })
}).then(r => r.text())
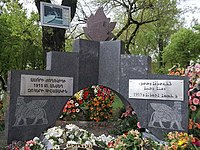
top-left (0, 1), bottom-right (43, 79)
top-left (34, 0), bottom-right (77, 60)
top-left (162, 27), bottom-right (200, 68)
top-left (92, 0), bottom-right (180, 54)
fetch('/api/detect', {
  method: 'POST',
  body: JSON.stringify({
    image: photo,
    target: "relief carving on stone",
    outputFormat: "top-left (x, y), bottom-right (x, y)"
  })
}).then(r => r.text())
top-left (148, 101), bottom-right (183, 130)
top-left (13, 97), bottom-right (48, 126)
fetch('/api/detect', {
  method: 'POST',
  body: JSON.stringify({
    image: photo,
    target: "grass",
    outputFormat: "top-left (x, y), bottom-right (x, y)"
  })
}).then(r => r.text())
top-left (111, 94), bottom-right (125, 119)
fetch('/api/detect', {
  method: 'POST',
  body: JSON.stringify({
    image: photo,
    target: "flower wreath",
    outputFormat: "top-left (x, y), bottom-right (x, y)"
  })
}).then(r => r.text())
top-left (61, 85), bottom-right (115, 122)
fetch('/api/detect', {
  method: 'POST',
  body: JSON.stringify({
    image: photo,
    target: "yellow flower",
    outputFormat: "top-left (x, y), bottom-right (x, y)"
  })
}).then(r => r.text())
top-left (178, 138), bottom-right (187, 146)
top-left (74, 91), bottom-right (82, 100)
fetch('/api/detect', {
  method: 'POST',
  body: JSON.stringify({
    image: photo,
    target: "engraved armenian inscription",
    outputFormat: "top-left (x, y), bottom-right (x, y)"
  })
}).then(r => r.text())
top-left (13, 97), bottom-right (48, 126)
top-left (129, 79), bottom-right (184, 101)
top-left (20, 74), bottom-right (73, 96)
top-left (148, 102), bottom-right (183, 130)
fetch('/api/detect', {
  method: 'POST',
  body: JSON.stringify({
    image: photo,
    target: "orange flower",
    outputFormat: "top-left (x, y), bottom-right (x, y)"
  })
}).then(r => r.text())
top-left (97, 107), bottom-right (101, 111)
top-left (195, 122), bottom-right (200, 129)
top-left (67, 105), bottom-right (72, 109)
top-left (175, 72), bottom-right (180, 75)
top-left (63, 108), bottom-right (67, 113)
top-left (189, 119), bottom-right (194, 130)
top-left (102, 104), bottom-right (106, 108)
top-left (171, 144), bottom-right (178, 150)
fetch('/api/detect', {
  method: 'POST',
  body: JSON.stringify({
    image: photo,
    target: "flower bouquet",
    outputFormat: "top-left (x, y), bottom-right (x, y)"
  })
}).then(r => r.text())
top-left (6, 137), bottom-right (44, 150)
top-left (186, 63), bottom-right (200, 139)
top-left (165, 131), bottom-right (200, 149)
top-left (107, 129), bottom-right (161, 150)
top-left (61, 85), bottom-right (115, 122)
top-left (40, 123), bottom-right (116, 149)
top-left (168, 64), bottom-right (185, 76)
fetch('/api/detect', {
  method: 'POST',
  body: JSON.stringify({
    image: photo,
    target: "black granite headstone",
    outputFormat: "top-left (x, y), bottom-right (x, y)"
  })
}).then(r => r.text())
top-left (6, 39), bottom-right (189, 144)
top-left (6, 70), bottom-right (76, 143)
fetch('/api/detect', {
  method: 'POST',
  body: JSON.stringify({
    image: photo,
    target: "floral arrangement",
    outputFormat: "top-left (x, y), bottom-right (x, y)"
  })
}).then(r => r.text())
top-left (107, 129), bottom-right (164, 150)
top-left (165, 131), bottom-right (200, 149)
top-left (185, 63), bottom-right (200, 139)
top-left (6, 124), bottom-right (115, 150)
top-left (42, 124), bottom-right (97, 149)
top-left (168, 63), bottom-right (200, 140)
top-left (185, 63), bottom-right (200, 85)
top-left (107, 130), bottom-right (200, 150)
top-left (6, 137), bottom-right (44, 150)
top-left (61, 85), bottom-right (115, 122)
top-left (168, 64), bottom-right (185, 76)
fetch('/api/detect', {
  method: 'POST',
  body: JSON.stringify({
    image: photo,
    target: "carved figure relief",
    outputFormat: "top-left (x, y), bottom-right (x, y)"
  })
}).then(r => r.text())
top-left (13, 97), bottom-right (48, 126)
top-left (148, 101), bottom-right (183, 130)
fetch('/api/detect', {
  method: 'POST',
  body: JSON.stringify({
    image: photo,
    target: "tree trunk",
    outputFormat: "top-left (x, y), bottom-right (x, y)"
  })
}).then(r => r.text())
top-left (158, 35), bottom-right (163, 69)
top-left (35, 0), bottom-right (77, 64)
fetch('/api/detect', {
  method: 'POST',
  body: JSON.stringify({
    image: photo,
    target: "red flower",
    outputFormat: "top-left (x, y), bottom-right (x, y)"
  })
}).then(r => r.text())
top-left (107, 141), bottom-right (114, 148)
top-left (24, 146), bottom-right (31, 150)
top-left (196, 91), bottom-right (200, 97)
top-left (189, 98), bottom-right (193, 105)
top-left (137, 122), bottom-right (141, 128)
top-left (192, 138), bottom-right (200, 147)
top-left (97, 93), bottom-right (101, 97)
top-left (83, 91), bottom-right (89, 99)
top-left (193, 98), bottom-right (199, 105)
top-left (190, 105), bottom-right (197, 111)
top-left (79, 99), bottom-right (83, 104)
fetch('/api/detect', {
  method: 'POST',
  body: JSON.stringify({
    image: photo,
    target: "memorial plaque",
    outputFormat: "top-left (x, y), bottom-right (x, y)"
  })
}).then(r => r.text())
top-left (40, 2), bottom-right (71, 29)
top-left (20, 75), bottom-right (73, 96)
top-left (129, 79), bottom-right (184, 101)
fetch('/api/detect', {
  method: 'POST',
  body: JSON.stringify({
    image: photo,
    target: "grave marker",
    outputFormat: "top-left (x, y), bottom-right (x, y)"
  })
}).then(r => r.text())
top-left (6, 39), bottom-right (189, 144)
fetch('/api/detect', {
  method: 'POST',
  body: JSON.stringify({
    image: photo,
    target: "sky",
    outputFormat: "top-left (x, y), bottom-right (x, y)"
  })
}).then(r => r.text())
top-left (19, 0), bottom-right (200, 27)
top-left (178, 0), bottom-right (200, 27)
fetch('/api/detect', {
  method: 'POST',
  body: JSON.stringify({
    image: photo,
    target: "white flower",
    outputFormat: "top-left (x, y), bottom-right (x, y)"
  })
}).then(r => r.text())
top-left (67, 140), bottom-right (77, 144)
top-left (75, 102), bottom-right (79, 107)
top-left (70, 99), bottom-right (74, 104)
top-left (45, 126), bottom-right (64, 138)
top-left (85, 140), bottom-right (92, 145)
top-left (65, 124), bottom-right (79, 130)
top-left (58, 138), bottom-right (64, 144)
top-left (96, 134), bottom-right (115, 145)
top-left (69, 134), bottom-right (75, 139)
top-left (33, 137), bottom-right (40, 142)
top-left (51, 128), bottom-right (64, 137)
top-left (76, 108), bottom-right (80, 113)
top-left (45, 134), bottom-right (50, 139)
top-left (53, 144), bottom-right (60, 149)
top-left (82, 134), bottom-right (88, 140)
top-left (94, 88), bottom-right (98, 94)
top-left (49, 139), bottom-right (55, 145)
